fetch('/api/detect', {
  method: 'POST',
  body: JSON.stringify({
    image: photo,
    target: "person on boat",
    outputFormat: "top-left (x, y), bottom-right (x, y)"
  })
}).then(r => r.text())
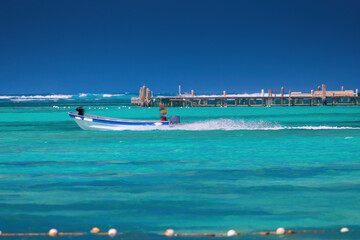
top-left (159, 104), bottom-right (168, 121)
top-left (76, 106), bottom-right (84, 116)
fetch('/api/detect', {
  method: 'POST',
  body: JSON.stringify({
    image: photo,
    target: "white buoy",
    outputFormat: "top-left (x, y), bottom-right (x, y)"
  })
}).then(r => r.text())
top-left (91, 227), bottom-right (100, 233)
top-left (164, 229), bottom-right (174, 236)
top-left (340, 227), bottom-right (349, 233)
top-left (108, 228), bottom-right (117, 237)
top-left (106, 107), bottom-right (108, 109)
top-left (118, 107), bottom-right (120, 109)
top-left (227, 229), bottom-right (236, 236)
top-left (0, 230), bottom-right (2, 236)
top-left (48, 228), bottom-right (58, 236)
top-left (276, 227), bottom-right (285, 234)
top-left (128, 107), bottom-right (131, 109)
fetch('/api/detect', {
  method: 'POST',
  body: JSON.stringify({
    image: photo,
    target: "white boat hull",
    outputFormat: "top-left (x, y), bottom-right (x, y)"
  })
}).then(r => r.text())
top-left (69, 112), bottom-right (177, 131)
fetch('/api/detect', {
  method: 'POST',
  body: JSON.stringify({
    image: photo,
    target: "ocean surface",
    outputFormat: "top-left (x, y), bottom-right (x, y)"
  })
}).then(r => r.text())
top-left (0, 93), bottom-right (360, 240)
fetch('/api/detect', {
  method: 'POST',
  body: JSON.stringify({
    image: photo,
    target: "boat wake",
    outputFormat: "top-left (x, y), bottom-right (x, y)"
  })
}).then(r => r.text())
top-left (173, 119), bottom-right (282, 131)
top-left (87, 119), bottom-right (360, 131)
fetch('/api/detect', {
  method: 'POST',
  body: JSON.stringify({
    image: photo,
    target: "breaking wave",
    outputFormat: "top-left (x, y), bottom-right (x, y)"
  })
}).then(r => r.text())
top-left (0, 93), bottom-right (128, 102)
top-left (102, 94), bottom-right (124, 98)
top-left (9, 94), bottom-right (73, 102)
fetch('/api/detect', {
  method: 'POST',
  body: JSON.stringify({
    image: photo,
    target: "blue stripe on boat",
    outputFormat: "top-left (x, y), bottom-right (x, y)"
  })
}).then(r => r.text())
top-left (69, 113), bottom-right (170, 126)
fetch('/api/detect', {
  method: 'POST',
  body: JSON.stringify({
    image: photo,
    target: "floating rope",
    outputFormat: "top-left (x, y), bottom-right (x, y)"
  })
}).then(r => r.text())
top-left (162, 227), bottom-right (347, 237)
top-left (0, 227), bottom-right (350, 237)
top-left (0, 233), bottom-right (85, 237)
top-left (0, 228), bottom-right (121, 237)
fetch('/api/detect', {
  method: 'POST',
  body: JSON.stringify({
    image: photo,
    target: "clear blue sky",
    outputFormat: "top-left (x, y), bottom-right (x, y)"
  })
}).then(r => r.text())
top-left (0, 0), bottom-right (359, 94)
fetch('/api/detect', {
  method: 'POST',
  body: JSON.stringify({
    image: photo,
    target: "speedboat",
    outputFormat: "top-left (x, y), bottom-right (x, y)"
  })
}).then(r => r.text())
top-left (69, 112), bottom-right (180, 130)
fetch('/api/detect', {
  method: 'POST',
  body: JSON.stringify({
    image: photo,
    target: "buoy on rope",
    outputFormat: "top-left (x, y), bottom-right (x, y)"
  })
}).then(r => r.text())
top-left (164, 229), bottom-right (174, 236)
top-left (108, 228), bottom-right (117, 237)
top-left (91, 227), bottom-right (100, 233)
top-left (227, 229), bottom-right (236, 236)
top-left (48, 229), bottom-right (58, 237)
top-left (276, 227), bottom-right (285, 234)
top-left (340, 227), bottom-right (349, 233)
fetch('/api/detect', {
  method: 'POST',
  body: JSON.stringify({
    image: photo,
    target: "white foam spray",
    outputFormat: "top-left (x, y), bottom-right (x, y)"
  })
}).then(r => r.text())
top-left (86, 119), bottom-right (360, 131)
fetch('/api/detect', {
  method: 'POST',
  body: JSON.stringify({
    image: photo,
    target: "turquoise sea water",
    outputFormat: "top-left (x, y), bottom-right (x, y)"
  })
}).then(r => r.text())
top-left (0, 94), bottom-right (360, 239)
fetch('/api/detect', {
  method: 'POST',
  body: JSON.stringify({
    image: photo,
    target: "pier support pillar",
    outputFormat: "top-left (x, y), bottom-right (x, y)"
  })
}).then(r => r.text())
top-left (145, 88), bottom-right (151, 107)
top-left (322, 84), bottom-right (326, 105)
top-left (274, 88), bottom-right (277, 105)
top-left (139, 85), bottom-right (147, 106)
top-left (288, 90), bottom-right (291, 106)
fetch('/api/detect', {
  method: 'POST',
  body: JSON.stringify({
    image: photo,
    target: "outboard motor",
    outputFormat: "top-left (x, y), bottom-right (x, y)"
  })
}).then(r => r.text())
top-left (170, 116), bottom-right (180, 124)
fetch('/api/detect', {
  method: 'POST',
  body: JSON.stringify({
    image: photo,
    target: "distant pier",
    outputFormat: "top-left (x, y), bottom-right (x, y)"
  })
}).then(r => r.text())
top-left (132, 84), bottom-right (359, 107)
